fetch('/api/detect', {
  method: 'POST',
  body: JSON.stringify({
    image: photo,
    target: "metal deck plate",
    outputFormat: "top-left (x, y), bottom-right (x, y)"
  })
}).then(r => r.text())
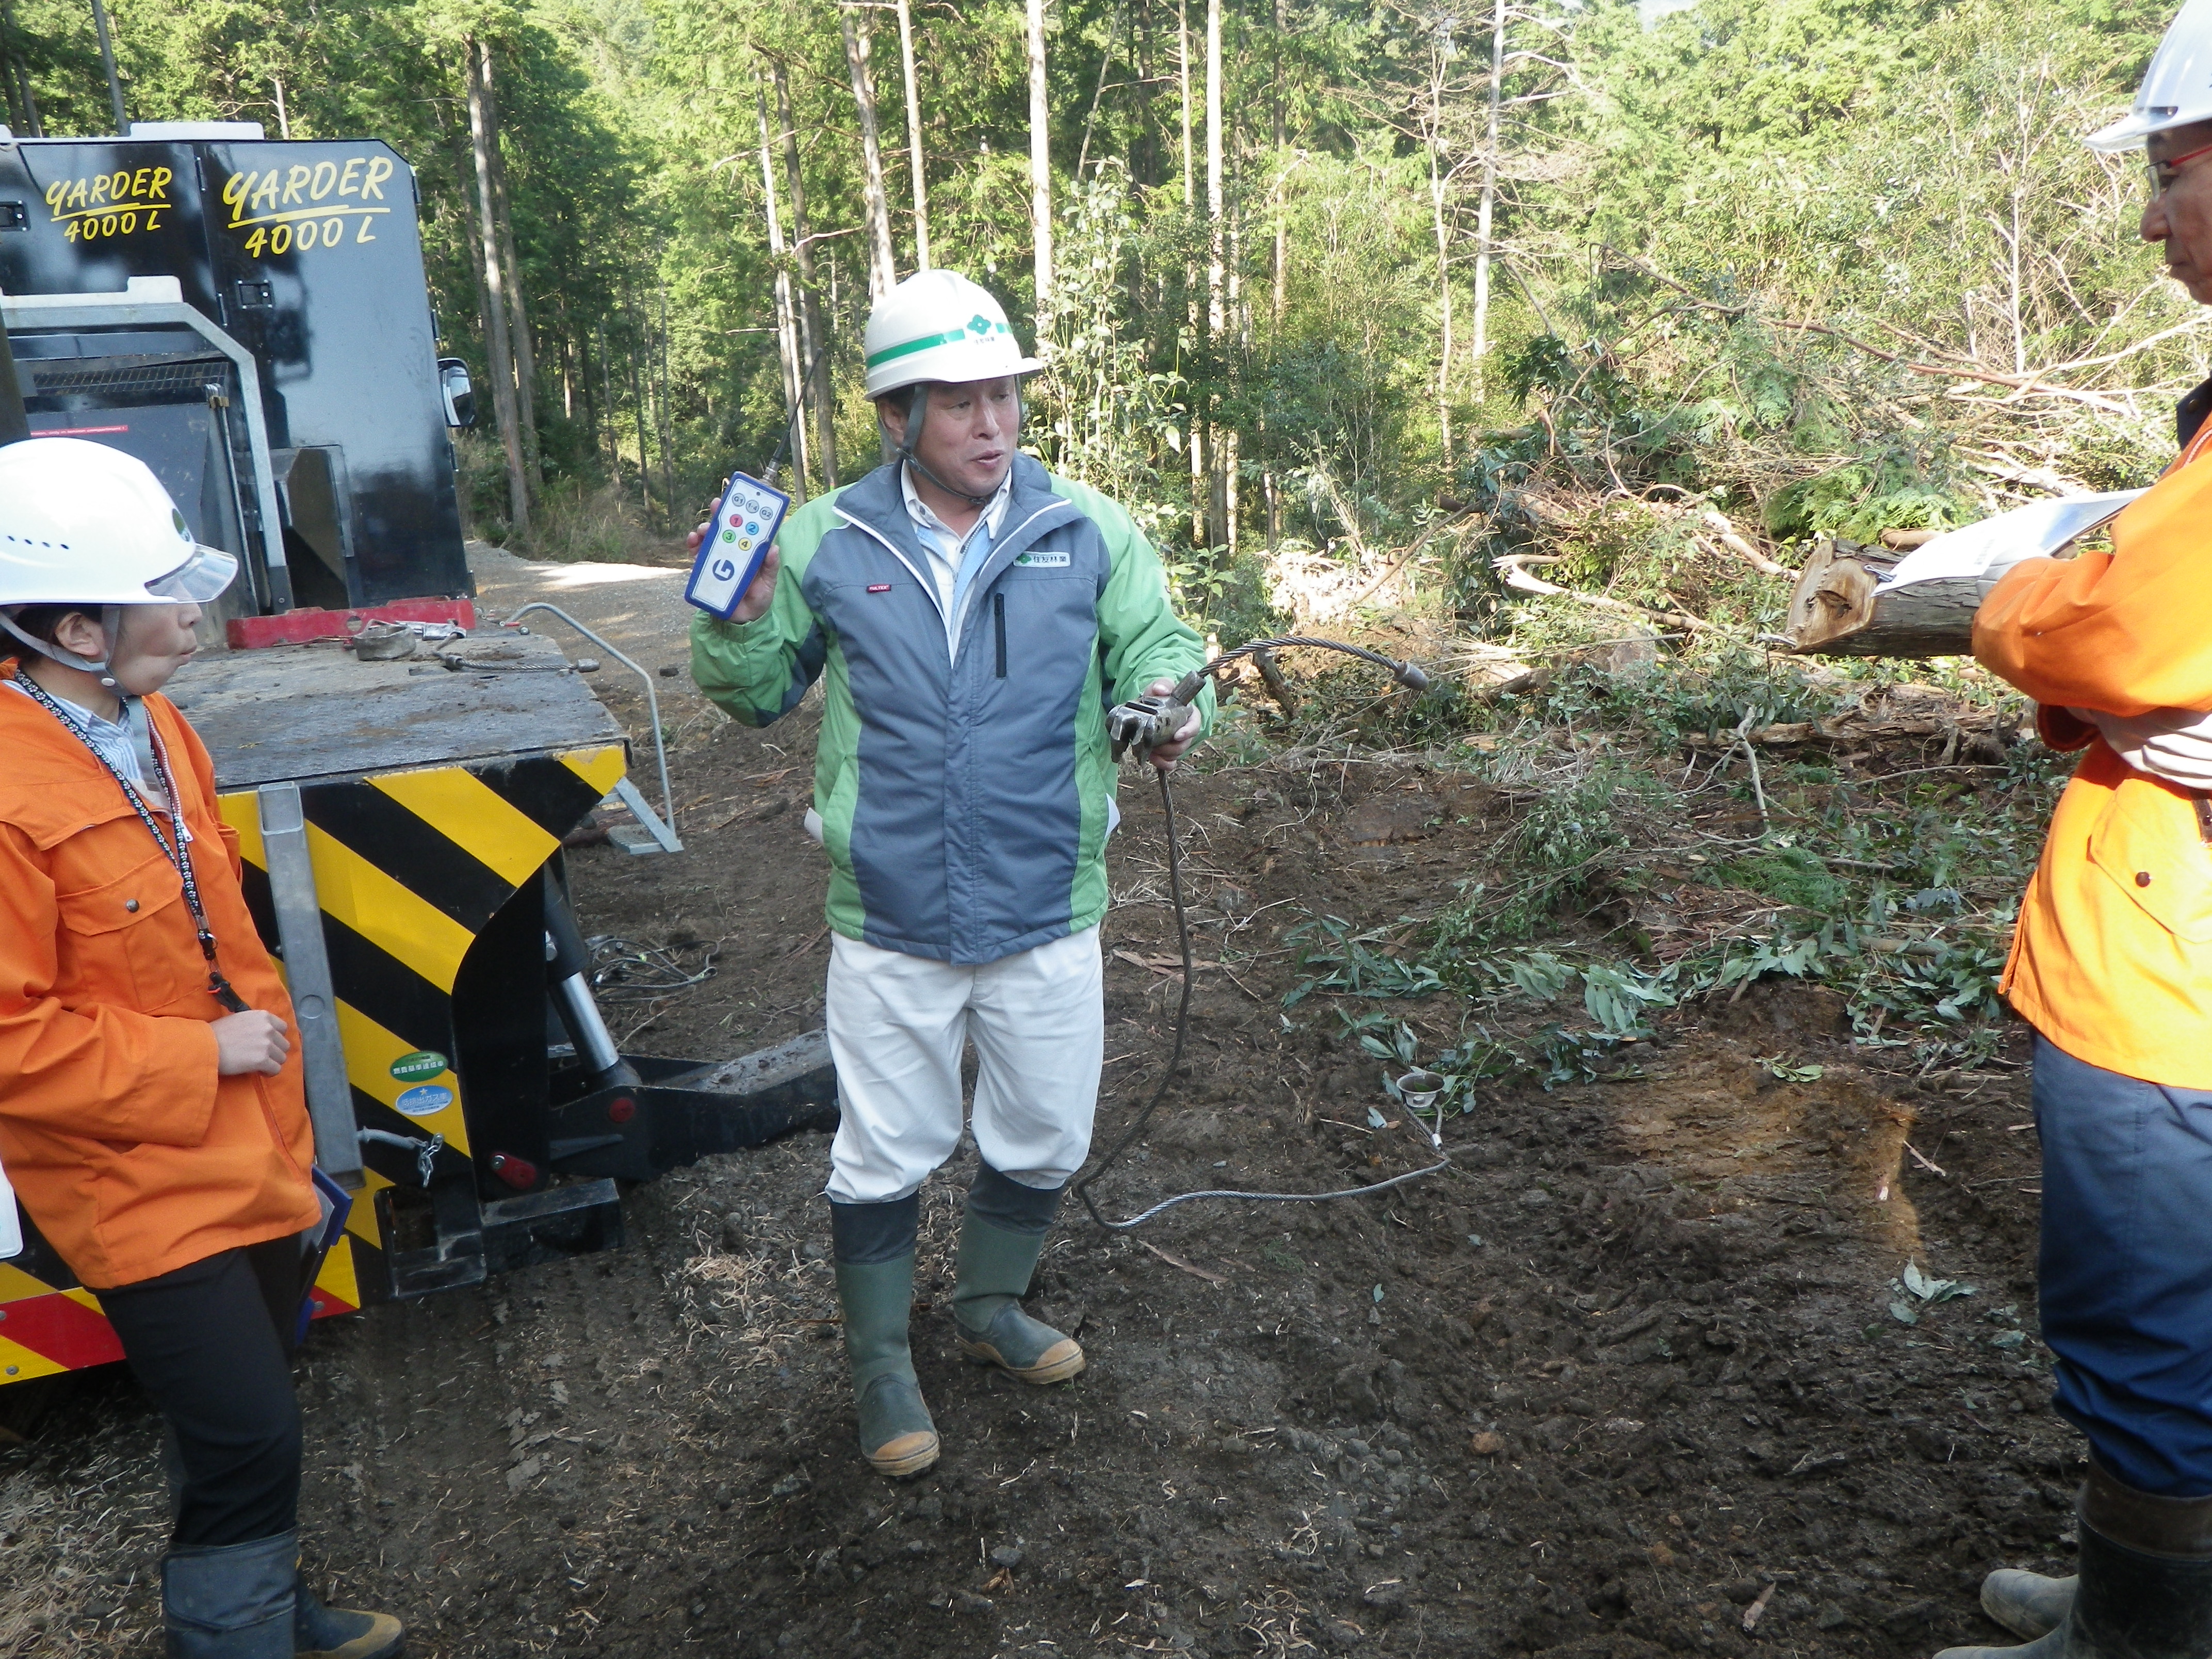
top-left (168, 633), bottom-right (624, 789)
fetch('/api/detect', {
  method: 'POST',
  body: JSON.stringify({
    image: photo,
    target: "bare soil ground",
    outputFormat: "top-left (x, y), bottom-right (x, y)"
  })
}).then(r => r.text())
top-left (2, 572), bottom-right (2075, 1659)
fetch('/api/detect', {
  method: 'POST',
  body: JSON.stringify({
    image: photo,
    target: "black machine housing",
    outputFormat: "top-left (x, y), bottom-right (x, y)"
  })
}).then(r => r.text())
top-left (0, 127), bottom-right (471, 622)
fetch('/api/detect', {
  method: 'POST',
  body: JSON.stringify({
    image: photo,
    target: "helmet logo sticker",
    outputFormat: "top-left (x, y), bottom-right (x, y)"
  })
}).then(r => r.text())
top-left (172, 509), bottom-right (190, 540)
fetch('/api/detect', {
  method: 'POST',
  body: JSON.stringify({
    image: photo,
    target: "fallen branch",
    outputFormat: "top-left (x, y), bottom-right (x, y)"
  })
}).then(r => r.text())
top-left (1252, 648), bottom-right (1300, 717)
top-left (1112, 949), bottom-right (1224, 975)
top-left (1698, 510), bottom-right (1792, 577)
top-left (1774, 318), bottom-right (2131, 412)
top-left (1729, 710), bottom-right (1771, 831)
top-left (1681, 708), bottom-right (2020, 760)
top-left (1341, 510), bottom-right (1472, 611)
top-left (1494, 555), bottom-right (1714, 633)
top-left (1139, 1240), bottom-right (1227, 1284)
top-left (1605, 248), bottom-right (2137, 414)
top-left (1903, 1142), bottom-right (1948, 1177)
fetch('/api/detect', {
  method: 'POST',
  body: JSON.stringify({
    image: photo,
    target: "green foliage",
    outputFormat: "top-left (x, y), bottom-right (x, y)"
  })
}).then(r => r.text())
top-left (1723, 845), bottom-right (1848, 914)
top-left (4, 0), bottom-right (2189, 568)
top-left (1282, 915), bottom-right (1443, 1006)
top-left (1764, 447), bottom-right (1967, 543)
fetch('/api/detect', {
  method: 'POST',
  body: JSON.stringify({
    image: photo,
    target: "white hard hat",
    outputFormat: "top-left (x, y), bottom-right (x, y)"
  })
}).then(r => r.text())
top-left (2088, 0), bottom-right (2212, 150)
top-left (0, 437), bottom-right (237, 610)
top-left (863, 270), bottom-right (1043, 400)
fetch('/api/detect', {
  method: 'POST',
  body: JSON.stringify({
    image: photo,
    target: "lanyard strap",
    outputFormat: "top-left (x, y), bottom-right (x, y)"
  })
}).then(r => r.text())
top-left (13, 676), bottom-right (250, 1014)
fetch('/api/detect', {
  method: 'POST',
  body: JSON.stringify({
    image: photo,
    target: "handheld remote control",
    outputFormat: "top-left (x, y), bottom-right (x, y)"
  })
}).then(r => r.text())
top-left (684, 471), bottom-right (792, 620)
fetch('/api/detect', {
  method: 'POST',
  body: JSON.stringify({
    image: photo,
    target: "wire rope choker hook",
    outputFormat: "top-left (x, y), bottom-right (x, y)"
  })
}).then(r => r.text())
top-left (1079, 634), bottom-right (1447, 1231)
top-left (358, 1127), bottom-right (444, 1189)
top-left (1105, 638), bottom-right (1429, 766)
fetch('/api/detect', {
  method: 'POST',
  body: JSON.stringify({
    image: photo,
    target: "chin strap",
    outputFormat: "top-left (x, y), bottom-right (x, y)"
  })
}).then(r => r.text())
top-left (894, 383), bottom-right (1021, 509)
top-left (0, 605), bottom-right (123, 688)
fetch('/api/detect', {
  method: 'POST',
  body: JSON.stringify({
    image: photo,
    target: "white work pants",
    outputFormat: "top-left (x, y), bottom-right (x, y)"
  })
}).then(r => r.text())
top-left (823, 926), bottom-right (1104, 1205)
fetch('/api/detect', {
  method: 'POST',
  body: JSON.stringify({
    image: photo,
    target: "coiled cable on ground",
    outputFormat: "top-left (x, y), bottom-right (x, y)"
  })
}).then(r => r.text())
top-left (1074, 637), bottom-right (1449, 1232)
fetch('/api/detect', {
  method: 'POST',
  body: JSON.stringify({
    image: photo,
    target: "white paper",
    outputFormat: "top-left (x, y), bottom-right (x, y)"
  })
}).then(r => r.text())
top-left (1876, 490), bottom-right (2144, 594)
top-left (0, 1155), bottom-right (20, 1261)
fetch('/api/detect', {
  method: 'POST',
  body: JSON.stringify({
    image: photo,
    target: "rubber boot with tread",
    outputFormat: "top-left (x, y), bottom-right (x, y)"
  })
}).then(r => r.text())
top-left (834, 1254), bottom-right (939, 1478)
top-left (1933, 1467), bottom-right (2212, 1659)
top-left (951, 1211), bottom-right (1084, 1386)
top-left (294, 1578), bottom-right (404, 1659)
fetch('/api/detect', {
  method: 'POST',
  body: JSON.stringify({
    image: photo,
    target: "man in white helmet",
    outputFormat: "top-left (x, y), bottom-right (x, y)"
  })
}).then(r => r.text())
top-left (1933, 4), bottom-right (2212, 1655)
top-left (0, 438), bottom-right (406, 1657)
top-left (689, 270), bottom-right (1214, 1477)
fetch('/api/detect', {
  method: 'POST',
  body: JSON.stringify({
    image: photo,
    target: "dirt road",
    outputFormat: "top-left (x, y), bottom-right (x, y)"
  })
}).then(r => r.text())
top-left (2, 552), bottom-right (2071, 1659)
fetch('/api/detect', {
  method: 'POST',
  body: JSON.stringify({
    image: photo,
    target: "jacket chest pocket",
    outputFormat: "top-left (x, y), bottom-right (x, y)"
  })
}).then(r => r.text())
top-left (983, 573), bottom-right (1095, 683)
top-left (53, 848), bottom-right (201, 1012)
top-left (2089, 779), bottom-right (2212, 944)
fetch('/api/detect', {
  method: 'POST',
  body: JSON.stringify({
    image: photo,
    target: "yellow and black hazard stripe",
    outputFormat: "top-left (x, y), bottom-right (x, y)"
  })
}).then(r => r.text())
top-left (218, 743), bottom-right (626, 1299)
top-left (0, 1223), bottom-right (363, 1385)
top-left (1, 743), bottom-right (624, 1380)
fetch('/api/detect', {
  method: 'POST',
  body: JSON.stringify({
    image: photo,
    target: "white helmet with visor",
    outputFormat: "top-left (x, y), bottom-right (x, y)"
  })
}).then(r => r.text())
top-left (862, 270), bottom-right (1043, 400)
top-left (2089, 0), bottom-right (2212, 150)
top-left (0, 437), bottom-right (237, 674)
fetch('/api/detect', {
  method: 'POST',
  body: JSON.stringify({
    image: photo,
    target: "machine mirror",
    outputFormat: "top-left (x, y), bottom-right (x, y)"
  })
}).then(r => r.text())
top-left (438, 357), bottom-right (476, 429)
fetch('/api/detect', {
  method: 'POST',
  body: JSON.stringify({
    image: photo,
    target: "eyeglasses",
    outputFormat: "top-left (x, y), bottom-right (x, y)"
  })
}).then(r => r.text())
top-left (2148, 140), bottom-right (2212, 201)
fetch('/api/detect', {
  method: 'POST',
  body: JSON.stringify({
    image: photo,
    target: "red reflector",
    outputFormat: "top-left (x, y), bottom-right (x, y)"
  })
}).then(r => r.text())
top-left (226, 598), bottom-right (477, 650)
top-left (608, 1095), bottom-right (638, 1125)
top-left (487, 1151), bottom-right (539, 1190)
top-left (867, 583), bottom-right (891, 593)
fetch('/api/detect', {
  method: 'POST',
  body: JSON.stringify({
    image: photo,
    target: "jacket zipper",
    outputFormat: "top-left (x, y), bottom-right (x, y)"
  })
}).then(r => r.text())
top-left (994, 593), bottom-right (1006, 677)
top-left (838, 496), bottom-right (1076, 658)
top-left (182, 735), bottom-right (308, 1190)
top-left (254, 1075), bottom-right (308, 1182)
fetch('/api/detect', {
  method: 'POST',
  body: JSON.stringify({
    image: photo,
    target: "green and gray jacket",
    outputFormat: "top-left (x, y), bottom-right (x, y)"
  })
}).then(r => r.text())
top-left (690, 455), bottom-right (1214, 966)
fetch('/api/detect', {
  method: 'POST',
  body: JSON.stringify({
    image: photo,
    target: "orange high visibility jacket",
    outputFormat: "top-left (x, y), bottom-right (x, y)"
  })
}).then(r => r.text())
top-left (1974, 424), bottom-right (2212, 1088)
top-left (0, 669), bottom-right (317, 1290)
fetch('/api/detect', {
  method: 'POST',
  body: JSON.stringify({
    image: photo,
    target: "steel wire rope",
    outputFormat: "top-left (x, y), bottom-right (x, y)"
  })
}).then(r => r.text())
top-left (1074, 637), bottom-right (1450, 1232)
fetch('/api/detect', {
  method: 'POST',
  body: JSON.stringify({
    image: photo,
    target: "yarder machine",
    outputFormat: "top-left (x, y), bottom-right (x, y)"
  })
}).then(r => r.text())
top-left (0, 123), bottom-right (835, 1388)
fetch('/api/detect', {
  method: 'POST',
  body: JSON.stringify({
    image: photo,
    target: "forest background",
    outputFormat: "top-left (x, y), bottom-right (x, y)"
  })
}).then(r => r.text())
top-left (0, 0), bottom-right (2201, 1070)
top-left (1, 0), bottom-right (2193, 598)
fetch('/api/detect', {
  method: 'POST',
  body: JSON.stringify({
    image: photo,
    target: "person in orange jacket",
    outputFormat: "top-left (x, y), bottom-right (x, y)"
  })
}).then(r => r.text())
top-left (1936, 7), bottom-right (2212, 1657)
top-left (0, 438), bottom-right (403, 1659)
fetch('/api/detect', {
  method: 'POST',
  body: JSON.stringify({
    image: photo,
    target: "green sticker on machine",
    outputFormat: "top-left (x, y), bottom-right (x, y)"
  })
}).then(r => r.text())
top-left (389, 1051), bottom-right (448, 1082)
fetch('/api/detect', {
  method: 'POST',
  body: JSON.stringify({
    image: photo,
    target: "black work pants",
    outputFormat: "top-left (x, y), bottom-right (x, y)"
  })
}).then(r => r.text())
top-left (100, 1236), bottom-right (306, 1548)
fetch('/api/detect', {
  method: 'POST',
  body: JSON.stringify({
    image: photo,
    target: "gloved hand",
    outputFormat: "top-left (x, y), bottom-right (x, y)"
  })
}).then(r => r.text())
top-left (2071, 706), bottom-right (2212, 790)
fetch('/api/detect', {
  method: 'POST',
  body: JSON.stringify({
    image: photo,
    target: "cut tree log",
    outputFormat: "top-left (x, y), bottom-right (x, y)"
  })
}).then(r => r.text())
top-left (1785, 493), bottom-right (2143, 658)
top-left (1784, 534), bottom-right (1981, 658)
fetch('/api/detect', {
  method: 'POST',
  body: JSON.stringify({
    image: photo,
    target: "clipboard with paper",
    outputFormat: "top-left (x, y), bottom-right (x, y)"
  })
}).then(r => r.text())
top-left (292, 1166), bottom-right (353, 1344)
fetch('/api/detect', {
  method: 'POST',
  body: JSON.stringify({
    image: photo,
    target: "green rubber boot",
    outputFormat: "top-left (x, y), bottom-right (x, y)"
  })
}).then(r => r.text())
top-left (1977, 1570), bottom-right (2074, 1641)
top-left (1933, 1465), bottom-right (2212, 1659)
top-left (295, 1577), bottom-right (404, 1659)
top-left (829, 1196), bottom-right (939, 1478)
top-left (950, 1166), bottom-right (1085, 1386)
